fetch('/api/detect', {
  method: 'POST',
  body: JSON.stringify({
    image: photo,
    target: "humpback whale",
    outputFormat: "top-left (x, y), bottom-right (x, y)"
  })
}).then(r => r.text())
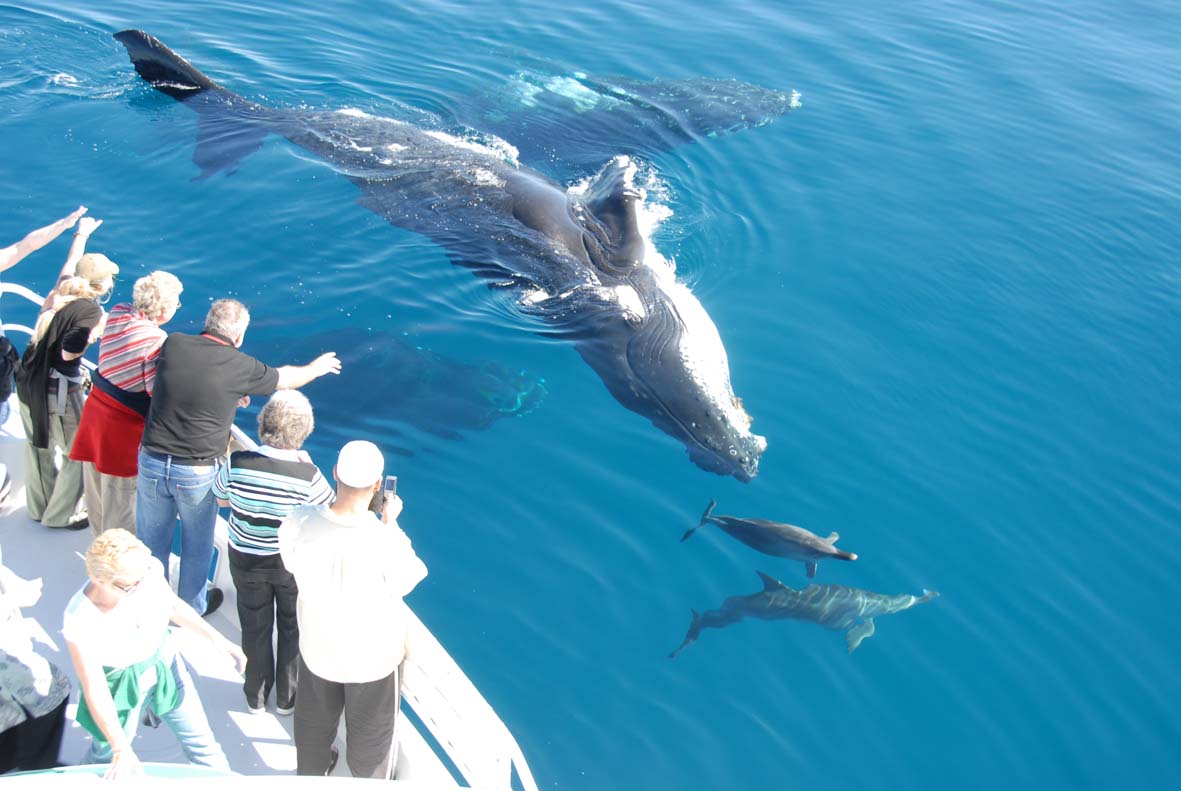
top-left (681, 499), bottom-right (857, 578)
top-left (670, 572), bottom-right (938, 657)
top-left (113, 30), bottom-right (793, 481)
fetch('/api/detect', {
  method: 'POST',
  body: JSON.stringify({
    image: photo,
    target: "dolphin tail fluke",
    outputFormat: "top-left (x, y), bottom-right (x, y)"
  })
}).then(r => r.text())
top-left (115, 30), bottom-right (271, 179)
top-left (668, 609), bottom-right (703, 658)
top-left (919, 589), bottom-right (940, 604)
top-left (846, 618), bottom-right (876, 653)
top-left (682, 499), bottom-right (718, 542)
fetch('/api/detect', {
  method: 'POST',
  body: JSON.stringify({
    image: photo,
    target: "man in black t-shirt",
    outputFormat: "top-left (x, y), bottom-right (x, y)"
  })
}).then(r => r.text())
top-left (135, 298), bottom-right (341, 616)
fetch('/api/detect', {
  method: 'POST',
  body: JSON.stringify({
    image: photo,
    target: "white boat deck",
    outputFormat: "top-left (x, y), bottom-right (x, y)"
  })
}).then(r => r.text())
top-left (0, 294), bottom-right (537, 789)
top-left (1, 394), bottom-right (537, 787)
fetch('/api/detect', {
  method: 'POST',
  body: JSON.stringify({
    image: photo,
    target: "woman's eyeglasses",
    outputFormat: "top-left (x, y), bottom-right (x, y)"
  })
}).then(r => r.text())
top-left (111, 574), bottom-right (145, 594)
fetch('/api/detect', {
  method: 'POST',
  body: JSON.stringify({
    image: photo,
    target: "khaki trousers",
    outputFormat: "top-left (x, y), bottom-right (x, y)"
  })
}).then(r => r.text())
top-left (19, 394), bottom-right (85, 528)
top-left (83, 461), bottom-right (138, 535)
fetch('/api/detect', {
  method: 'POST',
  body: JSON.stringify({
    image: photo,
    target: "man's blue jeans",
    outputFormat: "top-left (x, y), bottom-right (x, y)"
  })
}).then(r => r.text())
top-left (82, 638), bottom-right (228, 770)
top-left (135, 449), bottom-right (219, 613)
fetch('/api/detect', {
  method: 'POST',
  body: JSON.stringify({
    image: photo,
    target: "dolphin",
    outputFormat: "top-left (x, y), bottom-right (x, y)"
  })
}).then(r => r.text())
top-left (681, 499), bottom-right (857, 578)
top-left (113, 30), bottom-right (791, 480)
top-left (669, 572), bottom-right (938, 657)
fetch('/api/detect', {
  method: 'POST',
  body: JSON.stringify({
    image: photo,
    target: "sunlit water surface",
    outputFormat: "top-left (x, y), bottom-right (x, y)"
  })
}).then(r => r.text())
top-left (2, 1), bottom-right (1179, 788)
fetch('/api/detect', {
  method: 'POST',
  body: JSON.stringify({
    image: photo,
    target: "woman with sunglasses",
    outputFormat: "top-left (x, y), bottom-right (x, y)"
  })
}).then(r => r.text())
top-left (62, 529), bottom-right (246, 780)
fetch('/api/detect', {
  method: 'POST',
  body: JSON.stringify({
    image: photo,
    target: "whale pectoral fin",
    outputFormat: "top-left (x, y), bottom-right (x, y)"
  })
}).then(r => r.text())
top-left (826, 532), bottom-right (839, 543)
top-left (805, 561), bottom-right (818, 578)
top-left (846, 619), bottom-right (875, 654)
top-left (582, 158), bottom-right (645, 272)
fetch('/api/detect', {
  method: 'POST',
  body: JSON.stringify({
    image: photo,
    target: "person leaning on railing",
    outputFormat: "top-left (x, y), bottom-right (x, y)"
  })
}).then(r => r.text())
top-left (135, 298), bottom-right (342, 618)
top-left (69, 271), bottom-right (184, 536)
top-left (14, 216), bottom-right (115, 531)
top-left (0, 205), bottom-right (88, 428)
top-left (212, 391), bottom-right (334, 717)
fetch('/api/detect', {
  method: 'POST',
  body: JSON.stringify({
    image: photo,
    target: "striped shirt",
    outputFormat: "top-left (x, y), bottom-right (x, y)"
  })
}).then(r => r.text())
top-left (96, 303), bottom-right (167, 394)
top-left (213, 446), bottom-right (334, 555)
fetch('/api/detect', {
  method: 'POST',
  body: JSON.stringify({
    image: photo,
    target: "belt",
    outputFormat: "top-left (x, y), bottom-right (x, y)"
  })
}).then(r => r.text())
top-left (47, 369), bottom-right (85, 415)
top-left (142, 448), bottom-right (222, 466)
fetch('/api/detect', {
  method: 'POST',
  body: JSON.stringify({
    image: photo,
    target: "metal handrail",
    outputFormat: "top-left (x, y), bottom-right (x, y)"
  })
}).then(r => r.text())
top-left (1, 281), bottom-right (538, 790)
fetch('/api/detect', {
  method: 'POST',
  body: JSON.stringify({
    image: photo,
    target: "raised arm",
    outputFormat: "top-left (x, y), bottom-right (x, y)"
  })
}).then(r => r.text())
top-left (0, 206), bottom-right (87, 274)
top-left (39, 215), bottom-right (104, 312)
top-left (275, 351), bottom-right (342, 390)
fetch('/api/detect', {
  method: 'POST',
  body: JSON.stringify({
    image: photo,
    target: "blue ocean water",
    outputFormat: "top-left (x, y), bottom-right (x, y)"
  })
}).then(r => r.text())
top-left (2, 0), bottom-right (1179, 788)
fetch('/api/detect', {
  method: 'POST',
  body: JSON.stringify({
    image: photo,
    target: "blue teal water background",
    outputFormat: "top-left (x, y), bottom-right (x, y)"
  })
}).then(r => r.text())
top-left (2, 1), bottom-right (1179, 787)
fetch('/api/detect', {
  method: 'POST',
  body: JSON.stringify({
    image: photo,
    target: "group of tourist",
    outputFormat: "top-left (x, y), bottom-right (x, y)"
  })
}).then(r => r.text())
top-left (0, 207), bottom-right (428, 780)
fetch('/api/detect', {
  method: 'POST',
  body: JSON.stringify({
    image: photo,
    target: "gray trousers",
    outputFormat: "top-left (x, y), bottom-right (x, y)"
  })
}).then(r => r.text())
top-left (19, 393), bottom-right (85, 527)
top-left (293, 657), bottom-right (400, 778)
top-left (82, 461), bottom-right (137, 535)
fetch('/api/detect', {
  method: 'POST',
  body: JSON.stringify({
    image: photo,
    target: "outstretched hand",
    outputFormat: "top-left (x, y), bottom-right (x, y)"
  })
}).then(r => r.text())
top-left (62, 206), bottom-right (88, 227)
top-left (75, 216), bottom-right (103, 237)
top-left (311, 351), bottom-right (342, 378)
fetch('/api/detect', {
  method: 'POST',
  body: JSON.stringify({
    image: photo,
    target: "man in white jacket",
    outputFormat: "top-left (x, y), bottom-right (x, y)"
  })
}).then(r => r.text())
top-left (278, 440), bottom-right (427, 778)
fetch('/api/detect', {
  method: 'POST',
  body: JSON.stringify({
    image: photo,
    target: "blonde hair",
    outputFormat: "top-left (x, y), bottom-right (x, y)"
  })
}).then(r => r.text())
top-left (85, 528), bottom-right (151, 583)
top-left (31, 277), bottom-right (102, 344)
top-left (133, 271), bottom-right (183, 319)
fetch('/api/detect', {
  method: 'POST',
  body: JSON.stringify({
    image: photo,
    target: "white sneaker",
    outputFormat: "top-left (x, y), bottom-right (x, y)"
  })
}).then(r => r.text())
top-left (275, 703), bottom-right (294, 717)
top-left (247, 702), bottom-right (266, 715)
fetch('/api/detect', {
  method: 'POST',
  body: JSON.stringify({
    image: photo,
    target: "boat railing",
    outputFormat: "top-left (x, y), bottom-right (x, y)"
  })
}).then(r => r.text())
top-left (0, 282), bottom-right (539, 791)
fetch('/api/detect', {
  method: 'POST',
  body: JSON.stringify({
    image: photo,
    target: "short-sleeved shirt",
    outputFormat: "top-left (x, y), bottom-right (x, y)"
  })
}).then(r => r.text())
top-left (213, 446), bottom-right (334, 555)
top-left (61, 557), bottom-right (173, 669)
top-left (141, 331), bottom-right (280, 461)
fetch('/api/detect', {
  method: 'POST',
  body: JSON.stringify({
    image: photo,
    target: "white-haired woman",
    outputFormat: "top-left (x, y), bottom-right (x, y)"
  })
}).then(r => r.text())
top-left (70, 270), bottom-right (183, 535)
top-left (14, 216), bottom-right (115, 530)
top-left (213, 391), bottom-right (333, 715)
top-left (63, 529), bottom-right (245, 779)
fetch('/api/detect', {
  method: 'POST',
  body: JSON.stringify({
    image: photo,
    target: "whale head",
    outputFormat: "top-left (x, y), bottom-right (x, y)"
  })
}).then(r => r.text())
top-left (573, 275), bottom-right (767, 481)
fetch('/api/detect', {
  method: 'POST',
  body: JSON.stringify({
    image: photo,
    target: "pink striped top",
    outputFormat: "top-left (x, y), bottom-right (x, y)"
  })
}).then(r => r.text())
top-left (96, 303), bottom-right (167, 394)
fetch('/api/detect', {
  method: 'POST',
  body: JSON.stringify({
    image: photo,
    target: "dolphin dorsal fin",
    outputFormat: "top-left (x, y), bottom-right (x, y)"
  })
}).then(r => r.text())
top-left (756, 571), bottom-right (788, 592)
top-left (826, 532), bottom-right (839, 543)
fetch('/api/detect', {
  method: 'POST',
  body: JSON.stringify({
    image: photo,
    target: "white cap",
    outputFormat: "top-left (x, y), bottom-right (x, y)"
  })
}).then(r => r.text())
top-left (335, 440), bottom-right (383, 488)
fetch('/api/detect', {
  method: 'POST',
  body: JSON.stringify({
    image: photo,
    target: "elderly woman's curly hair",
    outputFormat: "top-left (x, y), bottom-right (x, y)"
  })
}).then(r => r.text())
top-left (133, 271), bottom-right (183, 319)
top-left (258, 390), bottom-right (316, 450)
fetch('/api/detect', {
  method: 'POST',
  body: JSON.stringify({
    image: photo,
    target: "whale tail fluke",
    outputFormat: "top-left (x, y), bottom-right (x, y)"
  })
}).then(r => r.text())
top-left (668, 609), bottom-right (703, 658)
top-left (115, 30), bottom-right (271, 179)
top-left (114, 30), bottom-right (221, 98)
top-left (680, 499), bottom-right (718, 542)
